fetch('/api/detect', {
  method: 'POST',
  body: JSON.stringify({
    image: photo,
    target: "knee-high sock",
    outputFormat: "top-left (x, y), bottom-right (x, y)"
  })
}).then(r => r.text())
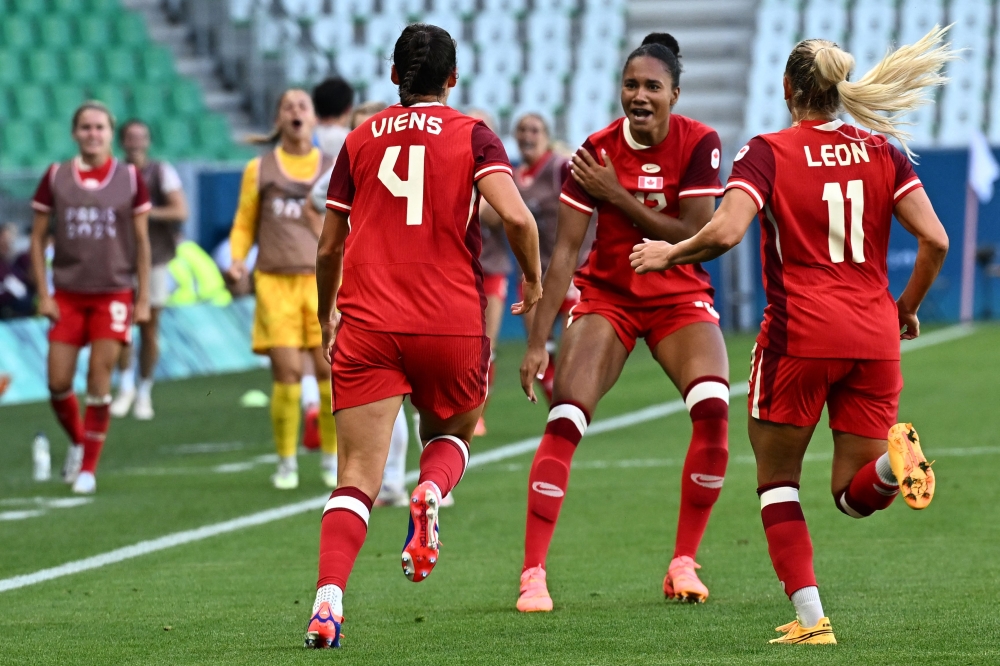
top-left (271, 382), bottom-right (301, 459)
top-left (317, 381), bottom-right (337, 456)
top-left (417, 435), bottom-right (469, 498)
top-left (81, 395), bottom-right (111, 474)
top-left (674, 376), bottom-right (730, 559)
top-left (317, 487), bottom-right (374, 590)
top-left (382, 406), bottom-right (409, 494)
top-left (759, 483), bottom-right (817, 597)
top-left (50, 390), bottom-right (84, 445)
top-left (523, 401), bottom-right (590, 571)
top-left (835, 453), bottom-right (898, 518)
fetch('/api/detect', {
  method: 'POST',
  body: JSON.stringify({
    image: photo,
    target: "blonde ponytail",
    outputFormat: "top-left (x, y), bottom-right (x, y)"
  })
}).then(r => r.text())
top-left (785, 26), bottom-right (956, 160)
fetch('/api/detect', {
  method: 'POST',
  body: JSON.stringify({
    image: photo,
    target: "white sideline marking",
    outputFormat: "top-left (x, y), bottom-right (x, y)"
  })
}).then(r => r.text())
top-left (0, 325), bottom-right (970, 593)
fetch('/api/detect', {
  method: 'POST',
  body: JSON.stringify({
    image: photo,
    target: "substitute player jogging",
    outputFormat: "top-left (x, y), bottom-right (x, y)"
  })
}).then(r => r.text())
top-left (631, 28), bottom-right (953, 644)
top-left (304, 24), bottom-right (542, 649)
top-left (517, 33), bottom-right (730, 612)
top-left (29, 101), bottom-right (153, 495)
top-left (227, 89), bottom-right (338, 490)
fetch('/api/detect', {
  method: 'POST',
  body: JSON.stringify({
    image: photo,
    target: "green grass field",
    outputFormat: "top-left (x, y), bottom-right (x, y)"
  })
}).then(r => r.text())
top-left (1, 327), bottom-right (998, 665)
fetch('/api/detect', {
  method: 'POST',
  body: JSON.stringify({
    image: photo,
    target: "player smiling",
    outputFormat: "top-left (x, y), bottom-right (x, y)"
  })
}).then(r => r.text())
top-left (630, 27), bottom-right (953, 644)
top-left (517, 33), bottom-right (730, 612)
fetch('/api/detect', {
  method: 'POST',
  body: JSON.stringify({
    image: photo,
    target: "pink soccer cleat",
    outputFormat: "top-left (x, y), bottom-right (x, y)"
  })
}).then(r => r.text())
top-left (663, 556), bottom-right (709, 603)
top-left (401, 481), bottom-right (441, 582)
top-left (303, 601), bottom-right (343, 649)
top-left (516, 566), bottom-right (553, 612)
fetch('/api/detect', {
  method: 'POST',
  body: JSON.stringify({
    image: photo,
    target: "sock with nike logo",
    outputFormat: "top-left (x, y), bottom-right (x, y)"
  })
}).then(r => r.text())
top-left (523, 401), bottom-right (590, 571)
top-left (673, 376), bottom-right (729, 559)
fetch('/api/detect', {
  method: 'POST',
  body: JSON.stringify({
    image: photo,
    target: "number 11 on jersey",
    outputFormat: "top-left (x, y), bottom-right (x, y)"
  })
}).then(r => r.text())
top-left (823, 179), bottom-right (865, 264)
top-left (379, 145), bottom-right (426, 226)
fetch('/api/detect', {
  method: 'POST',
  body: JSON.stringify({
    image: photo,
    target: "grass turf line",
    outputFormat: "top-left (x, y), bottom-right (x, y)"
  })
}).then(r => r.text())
top-left (0, 328), bottom-right (998, 664)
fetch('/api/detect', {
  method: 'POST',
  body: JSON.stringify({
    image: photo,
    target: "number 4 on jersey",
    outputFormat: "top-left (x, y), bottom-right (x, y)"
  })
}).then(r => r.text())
top-left (379, 145), bottom-right (426, 226)
top-left (822, 180), bottom-right (864, 264)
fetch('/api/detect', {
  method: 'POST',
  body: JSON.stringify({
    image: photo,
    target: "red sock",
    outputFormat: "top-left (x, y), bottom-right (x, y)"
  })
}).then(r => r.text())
top-left (540, 352), bottom-right (556, 404)
top-left (674, 376), bottom-right (729, 559)
top-left (835, 457), bottom-right (898, 518)
top-left (80, 397), bottom-right (111, 474)
top-left (317, 487), bottom-right (374, 590)
top-left (418, 436), bottom-right (470, 497)
top-left (523, 401), bottom-right (590, 571)
top-left (758, 483), bottom-right (816, 597)
top-left (50, 391), bottom-right (84, 445)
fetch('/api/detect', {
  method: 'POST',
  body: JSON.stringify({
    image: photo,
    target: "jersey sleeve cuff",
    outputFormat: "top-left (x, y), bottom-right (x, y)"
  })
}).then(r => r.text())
top-left (473, 163), bottom-right (514, 181)
top-left (893, 177), bottom-right (923, 203)
top-left (725, 180), bottom-right (764, 211)
top-left (326, 199), bottom-right (352, 212)
top-left (559, 192), bottom-right (595, 215)
top-left (133, 202), bottom-right (153, 215)
top-left (678, 186), bottom-right (725, 199)
top-left (31, 201), bottom-right (52, 213)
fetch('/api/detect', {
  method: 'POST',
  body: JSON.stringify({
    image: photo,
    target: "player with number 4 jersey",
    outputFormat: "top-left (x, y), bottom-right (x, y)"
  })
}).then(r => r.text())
top-left (305, 24), bottom-right (541, 649)
top-left (630, 29), bottom-right (953, 644)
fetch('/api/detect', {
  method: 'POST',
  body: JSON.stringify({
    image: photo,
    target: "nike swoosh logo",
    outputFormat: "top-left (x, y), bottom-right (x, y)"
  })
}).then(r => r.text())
top-left (690, 474), bottom-right (724, 489)
top-left (531, 481), bottom-right (565, 498)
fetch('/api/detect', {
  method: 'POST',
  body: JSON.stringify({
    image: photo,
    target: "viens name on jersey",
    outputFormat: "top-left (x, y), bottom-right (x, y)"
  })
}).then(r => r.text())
top-left (804, 142), bottom-right (870, 167)
top-left (371, 112), bottom-right (444, 137)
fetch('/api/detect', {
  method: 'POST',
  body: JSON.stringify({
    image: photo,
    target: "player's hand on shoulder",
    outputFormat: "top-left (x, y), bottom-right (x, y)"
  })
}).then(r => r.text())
top-left (571, 149), bottom-right (621, 203)
top-left (512, 278), bottom-right (542, 316)
top-left (520, 343), bottom-right (549, 404)
top-left (896, 300), bottom-right (920, 340)
top-left (37, 295), bottom-right (60, 321)
top-left (320, 312), bottom-right (341, 365)
top-left (630, 239), bottom-right (674, 274)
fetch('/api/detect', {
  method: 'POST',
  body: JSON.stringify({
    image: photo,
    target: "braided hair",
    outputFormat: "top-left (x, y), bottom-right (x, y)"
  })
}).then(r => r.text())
top-left (393, 24), bottom-right (457, 107)
top-left (623, 33), bottom-right (683, 87)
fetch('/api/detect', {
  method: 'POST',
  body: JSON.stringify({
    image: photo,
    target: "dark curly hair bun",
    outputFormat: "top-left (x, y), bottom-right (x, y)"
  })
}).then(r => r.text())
top-left (641, 32), bottom-right (681, 58)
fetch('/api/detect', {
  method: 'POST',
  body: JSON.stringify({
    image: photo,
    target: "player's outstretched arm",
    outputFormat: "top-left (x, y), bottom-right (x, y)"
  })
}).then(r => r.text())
top-left (477, 172), bottom-right (543, 314)
top-left (630, 188), bottom-right (757, 274)
top-left (29, 211), bottom-right (58, 321)
top-left (316, 208), bottom-right (350, 364)
top-left (893, 188), bottom-right (949, 339)
top-left (571, 148), bottom-right (714, 243)
top-left (132, 211), bottom-right (152, 324)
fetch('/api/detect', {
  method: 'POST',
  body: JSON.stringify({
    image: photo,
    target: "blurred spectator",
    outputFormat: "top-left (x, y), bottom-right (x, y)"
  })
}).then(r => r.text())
top-left (0, 222), bottom-right (35, 319)
top-left (312, 77), bottom-right (355, 158)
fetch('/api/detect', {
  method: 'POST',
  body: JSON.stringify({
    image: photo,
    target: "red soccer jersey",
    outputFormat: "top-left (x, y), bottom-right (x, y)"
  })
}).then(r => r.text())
top-left (727, 119), bottom-right (923, 360)
top-left (326, 103), bottom-right (512, 336)
top-left (560, 115), bottom-right (723, 306)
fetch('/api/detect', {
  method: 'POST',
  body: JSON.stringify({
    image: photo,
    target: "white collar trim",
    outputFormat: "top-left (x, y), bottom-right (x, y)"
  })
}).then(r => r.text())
top-left (622, 119), bottom-right (651, 151)
top-left (398, 102), bottom-right (445, 108)
top-left (813, 119), bottom-right (845, 131)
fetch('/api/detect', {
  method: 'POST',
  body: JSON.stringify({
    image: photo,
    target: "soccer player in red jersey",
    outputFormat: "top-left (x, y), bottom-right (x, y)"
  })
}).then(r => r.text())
top-left (517, 33), bottom-right (730, 612)
top-left (631, 29), bottom-right (953, 644)
top-left (304, 24), bottom-right (542, 649)
top-left (29, 101), bottom-right (152, 495)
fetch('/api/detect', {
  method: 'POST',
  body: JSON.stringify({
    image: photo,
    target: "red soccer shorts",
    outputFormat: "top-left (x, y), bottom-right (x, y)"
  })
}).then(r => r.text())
top-left (747, 344), bottom-right (902, 439)
top-left (331, 322), bottom-right (491, 420)
top-left (567, 294), bottom-right (720, 353)
top-left (519, 280), bottom-right (580, 315)
top-left (49, 290), bottom-right (134, 347)
top-left (483, 274), bottom-right (508, 301)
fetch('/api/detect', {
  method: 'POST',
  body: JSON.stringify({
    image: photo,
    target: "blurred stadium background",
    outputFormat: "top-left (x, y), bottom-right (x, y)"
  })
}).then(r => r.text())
top-left (2, 0), bottom-right (1000, 395)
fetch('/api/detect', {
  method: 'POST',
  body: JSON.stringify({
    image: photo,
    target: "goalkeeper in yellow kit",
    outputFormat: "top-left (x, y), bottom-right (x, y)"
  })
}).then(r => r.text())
top-left (227, 89), bottom-right (338, 489)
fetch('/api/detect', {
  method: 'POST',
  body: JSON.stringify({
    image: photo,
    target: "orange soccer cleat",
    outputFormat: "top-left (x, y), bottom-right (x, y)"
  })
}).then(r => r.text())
top-left (888, 423), bottom-right (935, 509)
top-left (769, 617), bottom-right (837, 645)
top-left (303, 601), bottom-right (343, 649)
top-left (516, 566), bottom-right (553, 612)
top-left (663, 556), bottom-right (709, 603)
top-left (401, 481), bottom-right (441, 582)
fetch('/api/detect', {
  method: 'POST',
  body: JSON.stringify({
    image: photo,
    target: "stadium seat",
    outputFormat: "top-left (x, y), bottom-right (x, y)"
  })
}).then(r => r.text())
top-left (310, 15), bottom-right (356, 54)
top-left (582, 0), bottom-right (626, 12)
top-left (142, 46), bottom-right (177, 83)
top-left (432, 0), bottom-right (476, 16)
top-left (114, 13), bottom-right (150, 49)
top-left (168, 80), bottom-right (205, 116)
top-left (366, 14), bottom-right (409, 52)
top-left (898, 0), bottom-right (944, 44)
top-left (12, 85), bottom-right (51, 122)
top-left (155, 118), bottom-right (195, 158)
top-left (848, 0), bottom-right (894, 79)
top-left (989, 31), bottom-right (1000, 144)
top-left (228, 0), bottom-right (259, 24)
top-left (39, 120), bottom-right (77, 161)
top-left (579, 10), bottom-right (626, 47)
top-left (478, 44), bottom-right (523, 79)
top-left (38, 16), bottom-right (74, 49)
top-left (0, 51), bottom-right (25, 87)
top-left (525, 40), bottom-right (571, 79)
top-left (131, 84), bottom-right (167, 123)
top-left (335, 48), bottom-right (380, 86)
top-left (802, 0), bottom-right (848, 43)
top-left (65, 49), bottom-right (102, 84)
top-left (194, 115), bottom-right (232, 158)
top-left (0, 122), bottom-right (39, 167)
top-left (49, 85), bottom-right (88, 121)
top-left (534, 0), bottom-right (575, 11)
top-left (382, 0), bottom-right (426, 17)
top-left (86, 0), bottom-right (121, 14)
top-left (566, 104), bottom-right (612, 149)
top-left (336, 0), bottom-right (376, 19)
top-left (26, 50), bottom-right (64, 85)
top-left (937, 0), bottom-right (990, 146)
top-left (468, 78), bottom-right (514, 112)
top-left (76, 16), bottom-right (113, 49)
top-left (88, 83), bottom-right (130, 122)
top-left (102, 49), bottom-right (139, 83)
top-left (0, 90), bottom-right (12, 120)
top-left (50, 0), bottom-right (86, 13)
top-left (526, 11), bottom-right (571, 48)
top-left (418, 13), bottom-right (464, 43)
top-left (481, 0), bottom-right (527, 14)
top-left (9, 0), bottom-right (47, 14)
top-left (256, 15), bottom-right (301, 56)
top-left (574, 42), bottom-right (620, 77)
top-left (2, 16), bottom-right (37, 50)
top-left (519, 72), bottom-right (565, 114)
top-left (472, 11), bottom-right (518, 46)
top-left (280, 0), bottom-right (323, 21)
top-left (364, 77), bottom-right (398, 105)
